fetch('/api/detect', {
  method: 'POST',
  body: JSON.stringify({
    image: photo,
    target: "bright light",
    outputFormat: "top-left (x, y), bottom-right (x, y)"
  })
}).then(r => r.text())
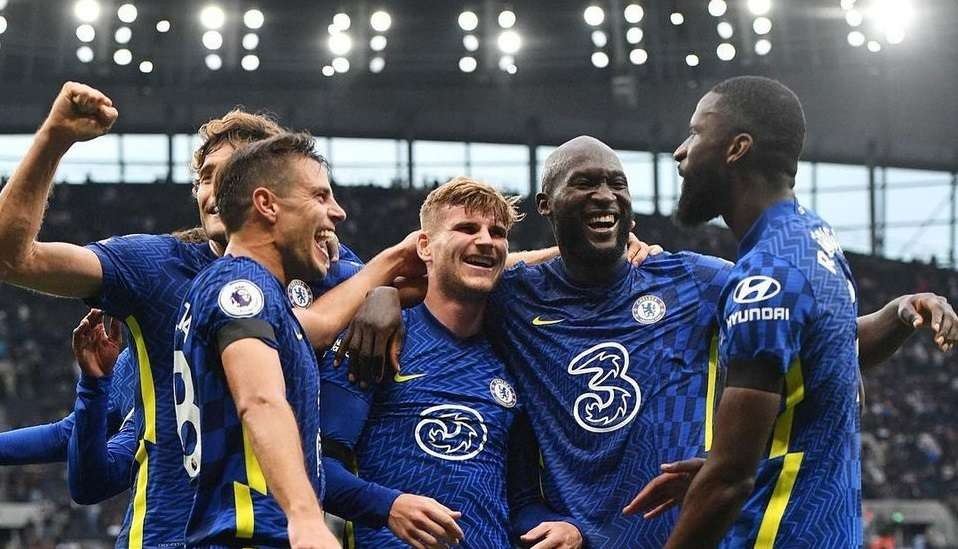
top-left (74, 0), bottom-right (100, 23)
top-left (867, 40), bottom-right (882, 52)
top-left (328, 32), bottom-right (352, 56)
top-left (458, 11), bottom-right (478, 32)
top-left (886, 26), bottom-right (905, 44)
top-left (370, 35), bottom-right (387, 51)
top-left (626, 27), bottom-right (643, 44)
top-left (498, 10), bottom-right (516, 29)
top-left (847, 30), bottom-right (865, 46)
top-left (114, 26), bottom-right (132, 44)
top-left (670, 12), bottom-right (684, 25)
top-left (717, 21), bottom-right (734, 39)
top-left (685, 53), bottom-right (699, 66)
top-left (583, 6), bottom-right (605, 27)
top-left (113, 48), bottom-right (132, 65)
top-left (462, 34), bottom-right (479, 51)
top-left (845, 9), bottom-right (862, 27)
top-left (591, 51), bottom-right (609, 68)
top-left (755, 38), bottom-right (772, 55)
top-left (369, 56), bottom-right (385, 73)
top-left (0, 15), bottom-right (5, 34)
top-left (200, 5), bottom-right (225, 29)
top-left (242, 33), bottom-right (259, 50)
top-left (0, 0), bottom-right (7, 10)
top-left (139, 60), bottom-right (153, 73)
top-left (202, 30), bottom-right (223, 50)
top-left (506, 64), bottom-right (517, 74)
top-left (76, 45), bottom-right (94, 63)
top-left (156, 20), bottom-right (171, 33)
top-left (458, 55), bottom-right (477, 72)
top-left (875, 0), bottom-right (912, 44)
top-left (497, 30), bottom-right (521, 54)
top-left (716, 42), bottom-right (736, 60)
top-left (841, 0), bottom-right (856, 9)
top-left (332, 13), bottom-right (351, 31)
top-left (629, 48), bottom-right (648, 65)
top-left (498, 55), bottom-right (514, 71)
top-left (591, 30), bottom-right (607, 48)
top-left (322, 65), bottom-right (335, 77)
top-left (708, 0), bottom-right (727, 17)
top-left (624, 4), bottom-right (644, 23)
top-left (747, 0), bottom-right (771, 16)
top-left (370, 11), bottom-right (391, 32)
top-left (243, 9), bottom-right (264, 29)
top-left (117, 3), bottom-right (137, 23)
top-left (205, 53), bottom-right (222, 70)
top-left (332, 56), bottom-right (350, 73)
top-left (76, 24), bottom-right (96, 42)
top-left (241, 54), bottom-right (259, 70)
top-left (753, 17), bottom-right (772, 35)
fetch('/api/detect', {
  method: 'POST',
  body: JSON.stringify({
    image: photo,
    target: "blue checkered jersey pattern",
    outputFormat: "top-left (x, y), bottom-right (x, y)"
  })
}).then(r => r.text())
top-left (486, 252), bottom-right (732, 548)
top-left (719, 200), bottom-right (862, 549)
top-left (173, 256), bottom-right (323, 547)
top-left (322, 303), bottom-right (523, 548)
top-left (86, 234), bottom-right (217, 548)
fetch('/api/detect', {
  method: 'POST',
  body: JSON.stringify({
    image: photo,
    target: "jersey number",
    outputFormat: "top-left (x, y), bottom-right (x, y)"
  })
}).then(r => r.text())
top-left (173, 304), bottom-right (203, 479)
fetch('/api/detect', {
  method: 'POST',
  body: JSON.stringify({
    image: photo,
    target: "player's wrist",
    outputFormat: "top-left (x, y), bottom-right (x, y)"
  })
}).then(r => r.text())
top-left (34, 125), bottom-right (76, 157)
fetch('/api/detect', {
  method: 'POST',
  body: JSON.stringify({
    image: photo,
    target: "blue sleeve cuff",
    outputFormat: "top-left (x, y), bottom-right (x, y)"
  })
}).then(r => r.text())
top-left (512, 503), bottom-right (586, 547)
top-left (77, 374), bottom-right (113, 395)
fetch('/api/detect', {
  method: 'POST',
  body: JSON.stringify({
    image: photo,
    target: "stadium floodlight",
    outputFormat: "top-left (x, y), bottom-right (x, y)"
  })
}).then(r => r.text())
top-left (370, 34), bottom-right (387, 51)
top-left (626, 27), bottom-right (643, 44)
top-left (685, 53), bottom-right (699, 66)
top-left (624, 3), bottom-right (644, 23)
top-left (76, 45), bottom-right (94, 63)
top-left (202, 30), bottom-right (223, 50)
top-left (76, 24), bottom-right (96, 42)
top-left (717, 21), bottom-right (733, 39)
top-left (200, 5), bottom-right (225, 30)
top-left (74, 0), bottom-right (100, 23)
top-left (241, 54), bottom-right (259, 70)
top-left (716, 42), bottom-right (735, 61)
top-left (867, 40), bottom-right (882, 52)
top-left (370, 11), bottom-right (391, 32)
top-left (840, 0), bottom-right (855, 9)
top-left (139, 60), bottom-right (153, 73)
top-left (845, 9), bottom-right (862, 27)
top-left (322, 65), bottom-right (335, 77)
top-left (885, 26), bottom-right (905, 44)
top-left (497, 54), bottom-right (514, 71)
top-left (0, 0), bottom-right (7, 10)
top-left (113, 48), bottom-right (132, 65)
top-left (506, 64), bottom-right (517, 74)
top-left (754, 38), bottom-right (772, 54)
top-left (117, 4), bottom-right (137, 23)
top-left (244, 9), bottom-right (264, 29)
top-left (629, 47), bottom-right (648, 65)
top-left (204, 53), bottom-right (222, 70)
top-left (498, 10), bottom-right (516, 29)
top-left (753, 17), bottom-right (772, 35)
top-left (462, 34), bottom-right (478, 51)
top-left (875, 0), bottom-right (912, 44)
top-left (332, 12), bottom-right (351, 31)
top-left (0, 15), bottom-right (5, 35)
top-left (591, 30), bottom-right (607, 48)
top-left (497, 30), bottom-right (520, 54)
top-left (708, 0), bottom-right (727, 17)
top-left (583, 6), bottom-right (604, 27)
top-left (369, 56), bottom-right (385, 73)
top-left (458, 55), bottom-right (477, 72)
top-left (332, 56), bottom-right (350, 73)
top-left (328, 32), bottom-right (351, 56)
top-left (670, 12), bottom-right (684, 25)
top-left (242, 33), bottom-right (259, 50)
top-left (115, 26), bottom-right (132, 44)
top-left (847, 30), bottom-right (865, 46)
top-left (591, 51), bottom-right (609, 68)
top-left (156, 20), bottom-right (171, 32)
top-left (458, 11), bottom-right (478, 32)
top-left (747, 0), bottom-right (771, 16)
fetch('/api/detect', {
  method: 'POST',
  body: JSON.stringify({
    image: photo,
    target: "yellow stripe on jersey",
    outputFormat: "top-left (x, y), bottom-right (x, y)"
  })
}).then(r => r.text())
top-left (770, 359), bottom-right (805, 459)
top-left (234, 482), bottom-right (255, 539)
top-left (344, 518), bottom-right (356, 549)
top-left (126, 316), bottom-right (155, 549)
top-left (704, 334), bottom-right (719, 451)
top-left (755, 452), bottom-right (804, 548)
top-left (242, 426), bottom-right (267, 494)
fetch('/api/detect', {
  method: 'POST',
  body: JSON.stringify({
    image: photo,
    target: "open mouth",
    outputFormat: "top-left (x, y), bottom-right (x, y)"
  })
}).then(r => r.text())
top-left (314, 229), bottom-right (335, 259)
top-left (463, 255), bottom-right (496, 269)
top-left (585, 212), bottom-right (619, 232)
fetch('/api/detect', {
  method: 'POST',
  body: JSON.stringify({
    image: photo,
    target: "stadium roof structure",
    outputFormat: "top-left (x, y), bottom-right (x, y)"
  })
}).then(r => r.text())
top-left (0, 0), bottom-right (954, 172)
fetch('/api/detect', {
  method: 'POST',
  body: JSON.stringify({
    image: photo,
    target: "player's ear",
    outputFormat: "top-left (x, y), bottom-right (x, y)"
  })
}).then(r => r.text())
top-left (250, 186), bottom-right (279, 223)
top-left (535, 192), bottom-right (551, 217)
top-left (726, 133), bottom-right (753, 166)
top-left (416, 231), bottom-right (431, 263)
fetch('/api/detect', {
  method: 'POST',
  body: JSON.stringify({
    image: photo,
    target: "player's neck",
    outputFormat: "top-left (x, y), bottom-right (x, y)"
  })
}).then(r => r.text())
top-left (224, 233), bottom-right (287, 284)
top-left (723, 174), bottom-right (795, 241)
top-left (423, 286), bottom-right (486, 339)
top-left (561, 253), bottom-right (627, 286)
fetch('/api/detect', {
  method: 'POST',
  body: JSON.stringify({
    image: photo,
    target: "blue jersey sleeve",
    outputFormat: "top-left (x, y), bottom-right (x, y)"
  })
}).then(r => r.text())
top-left (338, 244), bottom-right (363, 265)
top-left (721, 254), bottom-right (817, 375)
top-left (84, 234), bottom-right (173, 318)
top-left (107, 347), bottom-right (137, 424)
top-left (0, 414), bottom-right (74, 465)
top-left (193, 267), bottom-right (287, 355)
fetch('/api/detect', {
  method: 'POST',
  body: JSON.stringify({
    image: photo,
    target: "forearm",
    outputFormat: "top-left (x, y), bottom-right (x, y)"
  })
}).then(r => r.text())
top-left (506, 246), bottom-right (559, 268)
top-left (664, 464), bottom-right (754, 548)
top-left (0, 414), bottom-right (73, 465)
top-left (857, 298), bottom-right (913, 371)
top-left (323, 455), bottom-right (401, 528)
top-left (68, 374), bottom-right (131, 503)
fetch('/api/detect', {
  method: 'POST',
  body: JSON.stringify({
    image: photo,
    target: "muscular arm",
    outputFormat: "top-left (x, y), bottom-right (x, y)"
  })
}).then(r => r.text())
top-left (858, 293), bottom-right (957, 370)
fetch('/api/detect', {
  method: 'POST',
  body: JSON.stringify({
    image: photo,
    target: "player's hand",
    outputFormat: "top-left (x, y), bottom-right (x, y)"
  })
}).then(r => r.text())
top-left (622, 457), bottom-right (705, 519)
top-left (287, 511), bottom-right (341, 549)
top-left (392, 230), bottom-right (428, 280)
top-left (897, 292), bottom-right (958, 352)
top-left (334, 286), bottom-right (405, 387)
top-left (71, 309), bottom-right (123, 378)
top-left (387, 493), bottom-right (464, 549)
top-left (626, 232), bottom-right (664, 266)
top-left (519, 521), bottom-right (583, 549)
top-left (40, 82), bottom-right (118, 147)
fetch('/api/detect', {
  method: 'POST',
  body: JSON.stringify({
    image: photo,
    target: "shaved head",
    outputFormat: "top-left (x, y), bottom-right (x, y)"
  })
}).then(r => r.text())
top-left (541, 136), bottom-right (622, 196)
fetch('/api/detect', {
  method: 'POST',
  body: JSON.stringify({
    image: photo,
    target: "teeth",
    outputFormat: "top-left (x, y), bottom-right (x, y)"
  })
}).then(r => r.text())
top-left (315, 229), bottom-right (335, 242)
top-left (588, 214), bottom-right (616, 224)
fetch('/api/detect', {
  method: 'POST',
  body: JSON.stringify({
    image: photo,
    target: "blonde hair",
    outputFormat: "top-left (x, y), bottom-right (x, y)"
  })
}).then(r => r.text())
top-left (191, 108), bottom-right (284, 175)
top-left (419, 176), bottom-right (524, 233)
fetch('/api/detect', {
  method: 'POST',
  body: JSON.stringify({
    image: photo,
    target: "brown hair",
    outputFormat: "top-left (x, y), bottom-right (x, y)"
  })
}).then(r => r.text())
top-left (191, 109), bottom-right (284, 193)
top-left (419, 176), bottom-right (523, 233)
top-left (170, 226), bottom-right (209, 243)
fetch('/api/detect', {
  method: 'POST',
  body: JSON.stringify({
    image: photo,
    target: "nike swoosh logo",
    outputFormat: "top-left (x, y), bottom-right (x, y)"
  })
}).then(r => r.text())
top-left (393, 372), bottom-right (427, 383)
top-left (532, 316), bottom-right (565, 326)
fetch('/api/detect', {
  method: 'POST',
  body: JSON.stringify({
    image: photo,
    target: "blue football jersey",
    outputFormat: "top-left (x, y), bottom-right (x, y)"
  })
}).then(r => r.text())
top-left (322, 304), bottom-right (522, 548)
top-left (86, 234), bottom-right (217, 548)
top-left (173, 256), bottom-right (323, 546)
top-left (719, 199), bottom-right (861, 548)
top-left (486, 252), bottom-right (732, 547)
top-left (108, 348), bottom-right (137, 431)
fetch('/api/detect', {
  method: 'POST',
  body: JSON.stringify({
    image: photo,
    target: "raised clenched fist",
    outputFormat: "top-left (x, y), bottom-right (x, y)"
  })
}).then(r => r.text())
top-left (40, 81), bottom-right (118, 146)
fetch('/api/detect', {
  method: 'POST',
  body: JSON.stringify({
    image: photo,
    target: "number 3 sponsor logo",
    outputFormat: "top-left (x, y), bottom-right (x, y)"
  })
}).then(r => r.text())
top-left (567, 342), bottom-right (642, 433)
